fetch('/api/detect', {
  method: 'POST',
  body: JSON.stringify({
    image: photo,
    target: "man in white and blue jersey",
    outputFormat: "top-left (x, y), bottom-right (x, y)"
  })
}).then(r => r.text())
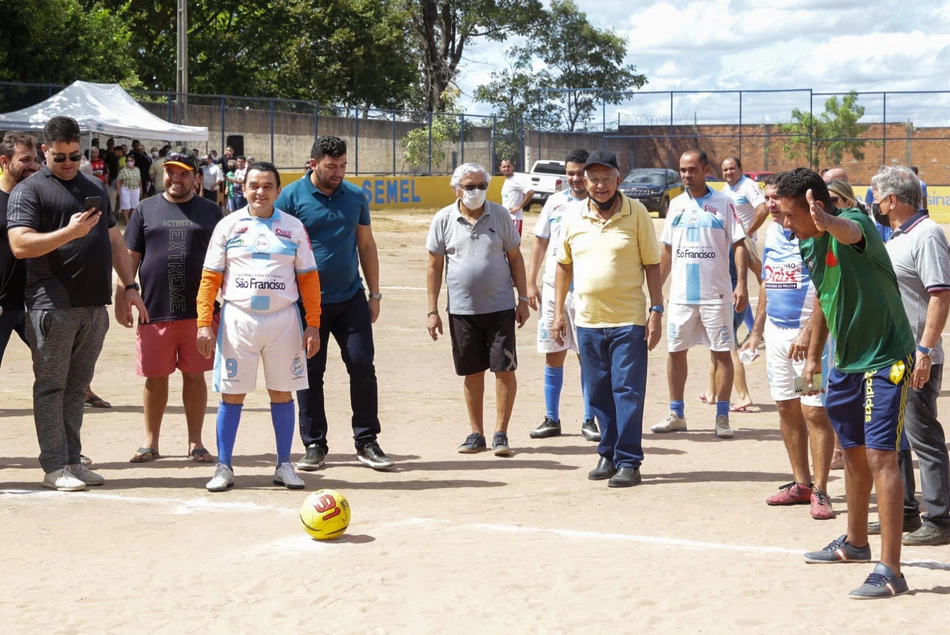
top-left (653, 150), bottom-right (748, 439)
top-left (525, 149), bottom-right (598, 442)
top-left (740, 176), bottom-right (836, 520)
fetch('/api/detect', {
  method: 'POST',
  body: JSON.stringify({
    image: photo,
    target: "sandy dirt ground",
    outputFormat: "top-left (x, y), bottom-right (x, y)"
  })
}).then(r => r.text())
top-left (2, 210), bottom-right (949, 633)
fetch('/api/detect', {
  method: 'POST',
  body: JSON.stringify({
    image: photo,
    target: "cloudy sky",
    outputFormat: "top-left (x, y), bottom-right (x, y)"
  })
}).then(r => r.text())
top-left (457, 0), bottom-right (950, 128)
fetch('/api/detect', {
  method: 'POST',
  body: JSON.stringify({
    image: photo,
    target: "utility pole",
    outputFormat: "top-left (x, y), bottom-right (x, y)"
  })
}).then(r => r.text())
top-left (176, 0), bottom-right (188, 124)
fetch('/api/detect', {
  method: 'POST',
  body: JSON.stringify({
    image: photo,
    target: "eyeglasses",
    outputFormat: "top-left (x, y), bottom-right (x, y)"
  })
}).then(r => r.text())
top-left (52, 152), bottom-right (83, 163)
top-left (460, 183), bottom-right (489, 191)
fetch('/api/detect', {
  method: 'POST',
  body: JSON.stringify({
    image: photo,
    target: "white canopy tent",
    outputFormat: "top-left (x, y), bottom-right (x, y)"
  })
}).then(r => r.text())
top-left (0, 81), bottom-right (208, 142)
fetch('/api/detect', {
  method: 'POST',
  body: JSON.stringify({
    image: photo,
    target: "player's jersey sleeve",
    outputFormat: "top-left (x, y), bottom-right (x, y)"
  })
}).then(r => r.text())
top-left (203, 216), bottom-right (230, 272)
top-left (728, 201), bottom-right (747, 244)
top-left (292, 219), bottom-right (318, 273)
top-left (535, 196), bottom-right (555, 239)
top-left (746, 181), bottom-right (765, 209)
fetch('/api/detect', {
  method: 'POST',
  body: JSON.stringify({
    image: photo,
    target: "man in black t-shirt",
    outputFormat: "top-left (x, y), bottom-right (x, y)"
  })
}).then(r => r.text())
top-left (0, 131), bottom-right (41, 368)
top-left (121, 147), bottom-right (222, 463)
top-left (6, 116), bottom-right (147, 492)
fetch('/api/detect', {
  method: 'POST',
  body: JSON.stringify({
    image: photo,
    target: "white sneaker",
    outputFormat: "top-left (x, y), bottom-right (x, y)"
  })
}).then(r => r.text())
top-left (274, 463), bottom-right (305, 489)
top-left (715, 415), bottom-right (734, 439)
top-left (206, 463), bottom-right (234, 492)
top-left (69, 464), bottom-right (104, 486)
top-left (42, 467), bottom-right (87, 492)
top-left (651, 412), bottom-right (687, 433)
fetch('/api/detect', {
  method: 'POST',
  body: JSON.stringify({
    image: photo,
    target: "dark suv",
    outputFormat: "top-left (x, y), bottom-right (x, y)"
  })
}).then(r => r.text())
top-left (618, 168), bottom-right (683, 218)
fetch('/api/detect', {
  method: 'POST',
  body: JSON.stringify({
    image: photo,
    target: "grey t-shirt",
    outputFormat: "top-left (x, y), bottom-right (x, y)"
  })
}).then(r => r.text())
top-left (885, 213), bottom-right (950, 365)
top-left (426, 201), bottom-right (521, 315)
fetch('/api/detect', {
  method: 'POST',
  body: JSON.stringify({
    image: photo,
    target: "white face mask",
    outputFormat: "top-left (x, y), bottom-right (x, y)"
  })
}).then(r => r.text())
top-left (461, 189), bottom-right (486, 209)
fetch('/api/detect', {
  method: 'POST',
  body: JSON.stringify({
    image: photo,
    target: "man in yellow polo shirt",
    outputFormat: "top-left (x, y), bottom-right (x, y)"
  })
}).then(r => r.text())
top-left (552, 150), bottom-right (664, 487)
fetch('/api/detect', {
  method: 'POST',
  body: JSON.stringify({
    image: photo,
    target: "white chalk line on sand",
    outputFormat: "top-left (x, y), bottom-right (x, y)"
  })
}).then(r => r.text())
top-left (5, 488), bottom-right (948, 569)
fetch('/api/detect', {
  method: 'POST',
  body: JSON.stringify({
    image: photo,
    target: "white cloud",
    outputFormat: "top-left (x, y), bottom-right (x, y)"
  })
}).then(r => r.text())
top-left (458, 0), bottom-right (950, 127)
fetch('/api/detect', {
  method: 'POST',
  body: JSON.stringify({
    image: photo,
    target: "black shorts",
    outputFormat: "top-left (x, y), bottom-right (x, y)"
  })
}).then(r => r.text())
top-left (448, 310), bottom-right (518, 376)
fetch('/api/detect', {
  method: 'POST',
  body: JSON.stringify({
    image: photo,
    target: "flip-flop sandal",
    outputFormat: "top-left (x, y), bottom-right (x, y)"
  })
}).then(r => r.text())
top-left (85, 395), bottom-right (112, 408)
top-left (699, 393), bottom-right (713, 405)
top-left (130, 447), bottom-right (159, 463)
top-left (729, 404), bottom-right (752, 413)
top-left (189, 447), bottom-right (215, 463)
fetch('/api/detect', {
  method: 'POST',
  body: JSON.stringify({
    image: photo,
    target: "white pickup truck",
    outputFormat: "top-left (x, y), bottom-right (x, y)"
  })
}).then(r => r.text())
top-left (516, 160), bottom-right (567, 211)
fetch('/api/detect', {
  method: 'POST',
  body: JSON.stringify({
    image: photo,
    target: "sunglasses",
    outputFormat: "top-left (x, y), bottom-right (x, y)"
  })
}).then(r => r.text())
top-left (166, 151), bottom-right (196, 166)
top-left (460, 183), bottom-right (489, 191)
top-left (52, 152), bottom-right (83, 163)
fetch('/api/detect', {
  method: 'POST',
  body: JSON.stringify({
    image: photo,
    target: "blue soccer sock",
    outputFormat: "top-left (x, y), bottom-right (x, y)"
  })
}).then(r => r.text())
top-left (579, 365), bottom-right (593, 421)
top-left (215, 401), bottom-right (243, 468)
top-left (543, 366), bottom-right (564, 422)
top-left (717, 400), bottom-right (730, 419)
top-left (670, 400), bottom-right (685, 419)
top-left (271, 401), bottom-right (296, 466)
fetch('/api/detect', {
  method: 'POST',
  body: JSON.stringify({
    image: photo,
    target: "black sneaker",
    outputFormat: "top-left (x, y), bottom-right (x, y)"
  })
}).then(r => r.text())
top-left (458, 433), bottom-right (487, 454)
top-left (356, 442), bottom-right (395, 470)
top-left (868, 514), bottom-right (922, 535)
top-left (529, 417), bottom-right (561, 439)
top-left (492, 432), bottom-right (513, 456)
top-left (581, 419), bottom-right (600, 442)
top-left (297, 444), bottom-right (326, 472)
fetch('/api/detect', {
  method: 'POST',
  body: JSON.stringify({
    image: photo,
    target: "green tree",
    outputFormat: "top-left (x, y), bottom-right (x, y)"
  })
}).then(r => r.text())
top-left (474, 0), bottom-right (646, 132)
top-left (402, 87), bottom-right (470, 169)
top-left (781, 91), bottom-right (870, 170)
top-left (82, 0), bottom-right (420, 109)
top-left (405, 0), bottom-right (544, 112)
top-left (0, 0), bottom-right (137, 86)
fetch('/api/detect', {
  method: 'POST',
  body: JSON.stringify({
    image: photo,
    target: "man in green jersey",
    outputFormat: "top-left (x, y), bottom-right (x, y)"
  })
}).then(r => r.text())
top-left (776, 168), bottom-right (915, 600)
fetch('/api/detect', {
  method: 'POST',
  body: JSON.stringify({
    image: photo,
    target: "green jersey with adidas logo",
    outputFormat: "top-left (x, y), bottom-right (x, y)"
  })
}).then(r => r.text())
top-left (798, 208), bottom-right (915, 373)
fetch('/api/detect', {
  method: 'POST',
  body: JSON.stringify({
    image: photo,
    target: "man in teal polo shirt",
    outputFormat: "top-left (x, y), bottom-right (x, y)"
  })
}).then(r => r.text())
top-left (275, 135), bottom-right (393, 471)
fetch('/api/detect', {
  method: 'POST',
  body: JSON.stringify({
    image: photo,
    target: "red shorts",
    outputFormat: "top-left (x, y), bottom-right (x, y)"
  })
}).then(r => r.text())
top-left (136, 318), bottom-right (217, 377)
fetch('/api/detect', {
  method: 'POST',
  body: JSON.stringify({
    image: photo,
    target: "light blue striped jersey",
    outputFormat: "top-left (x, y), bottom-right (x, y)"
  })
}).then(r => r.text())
top-left (662, 187), bottom-right (745, 305)
top-left (762, 222), bottom-right (814, 329)
top-left (720, 176), bottom-right (764, 235)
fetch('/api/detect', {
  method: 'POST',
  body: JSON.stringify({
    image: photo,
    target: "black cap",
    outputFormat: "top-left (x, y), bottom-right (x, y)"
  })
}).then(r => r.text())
top-left (584, 150), bottom-right (619, 171)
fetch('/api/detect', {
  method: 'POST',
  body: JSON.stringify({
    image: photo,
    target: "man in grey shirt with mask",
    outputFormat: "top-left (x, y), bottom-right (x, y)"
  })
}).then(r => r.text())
top-left (426, 162), bottom-right (530, 457)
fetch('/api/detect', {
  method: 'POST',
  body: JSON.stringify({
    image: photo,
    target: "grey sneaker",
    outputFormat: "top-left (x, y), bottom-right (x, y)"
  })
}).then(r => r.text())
top-left (68, 464), bottom-right (104, 486)
top-left (206, 463), bottom-right (234, 492)
top-left (297, 444), bottom-right (326, 472)
top-left (849, 563), bottom-right (909, 599)
top-left (42, 467), bottom-right (86, 492)
top-left (492, 432), bottom-right (513, 457)
top-left (80, 454), bottom-right (92, 466)
top-left (580, 419), bottom-right (601, 442)
top-left (651, 412), bottom-right (687, 433)
top-left (714, 415), bottom-right (734, 439)
top-left (902, 524), bottom-right (950, 546)
top-left (273, 463), bottom-right (305, 489)
top-left (529, 417), bottom-right (561, 439)
top-left (804, 534), bottom-right (872, 563)
top-left (458, 433), bottom-right (487, 454)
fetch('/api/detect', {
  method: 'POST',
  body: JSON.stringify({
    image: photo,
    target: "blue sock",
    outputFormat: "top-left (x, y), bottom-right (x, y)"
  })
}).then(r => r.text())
top-left (543, 366), bottom-right (564, 422)
top-left (271, 401), bottom-right (296, 466)
top-left (670, 400), bottom-right (685, 418)
top-left (579, 365), bottom-right (593, 421)
top-left (717, 401), bottom-right (730, 418)
top-left (215, 401), bottom-right (243, 468)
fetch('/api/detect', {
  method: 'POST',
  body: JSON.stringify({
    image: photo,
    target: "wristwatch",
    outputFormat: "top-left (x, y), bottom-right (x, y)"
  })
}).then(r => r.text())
top-left (917, 344), bottom-right (937, 358)
top-left (369, 292), bottom-right (383, 301)
top-left (125, 282), bottom-right (140, 292)
top-left (649, 304), bottom-right (664, 314)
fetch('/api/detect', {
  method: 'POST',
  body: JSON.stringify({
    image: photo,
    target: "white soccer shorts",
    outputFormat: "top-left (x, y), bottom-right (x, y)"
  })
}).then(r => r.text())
top-left (213, 302), bottom-right (308, 394)
top-left (764, 319), bottom-right (828, 407)
top-left (537, 285), bottom-right (578, 354)
top-left (667, 302), bottom-right (735, 353)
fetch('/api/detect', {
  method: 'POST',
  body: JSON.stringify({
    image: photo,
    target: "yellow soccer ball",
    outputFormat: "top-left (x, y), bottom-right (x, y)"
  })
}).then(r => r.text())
top-left (300, 489), bottom-right (351, 540)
